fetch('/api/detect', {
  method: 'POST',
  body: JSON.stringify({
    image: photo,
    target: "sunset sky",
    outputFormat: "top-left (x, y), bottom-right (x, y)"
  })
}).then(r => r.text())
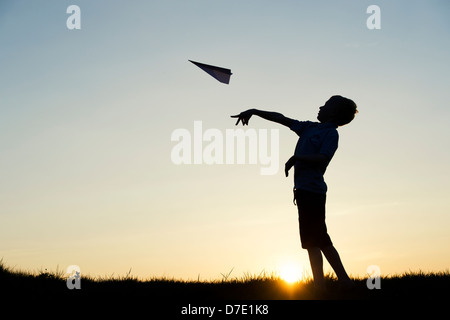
top-left (1, 0), bottom-right (449, 280)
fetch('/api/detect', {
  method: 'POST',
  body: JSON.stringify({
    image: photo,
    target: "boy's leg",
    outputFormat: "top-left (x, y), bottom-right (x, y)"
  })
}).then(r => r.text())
top-left (307, 247), bottom-right (325, 289)
top-left (321, 245), bottom-right (352, 284)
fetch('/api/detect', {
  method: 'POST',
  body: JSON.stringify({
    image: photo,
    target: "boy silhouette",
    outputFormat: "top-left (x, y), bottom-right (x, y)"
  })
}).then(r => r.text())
top-left (231, 95), bottom-right (358, 291)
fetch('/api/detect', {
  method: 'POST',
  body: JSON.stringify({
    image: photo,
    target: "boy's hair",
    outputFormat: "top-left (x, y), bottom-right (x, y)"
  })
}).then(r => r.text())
top-left (329, 95), bottom-right (358, 126)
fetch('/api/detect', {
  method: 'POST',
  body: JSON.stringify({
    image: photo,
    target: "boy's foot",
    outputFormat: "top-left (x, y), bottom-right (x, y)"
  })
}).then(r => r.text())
top-left (338, 279), bottom-right (356, 292)
top-left (311, 285), bottom-right (329, 299)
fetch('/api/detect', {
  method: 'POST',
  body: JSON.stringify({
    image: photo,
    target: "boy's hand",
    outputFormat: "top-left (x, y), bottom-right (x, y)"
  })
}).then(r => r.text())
top-left (231, 109), bottom-right (254, 126)
top-left (285, 155), bottom-right (296, 177)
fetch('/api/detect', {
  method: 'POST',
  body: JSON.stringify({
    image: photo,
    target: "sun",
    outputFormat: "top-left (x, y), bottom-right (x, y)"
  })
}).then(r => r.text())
top-left (279, 263), bottom-right (301, 284)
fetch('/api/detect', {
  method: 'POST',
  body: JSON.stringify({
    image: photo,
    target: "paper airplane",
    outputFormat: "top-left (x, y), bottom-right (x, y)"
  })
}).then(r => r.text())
top-left (189, 60), bottom-right (232, 84)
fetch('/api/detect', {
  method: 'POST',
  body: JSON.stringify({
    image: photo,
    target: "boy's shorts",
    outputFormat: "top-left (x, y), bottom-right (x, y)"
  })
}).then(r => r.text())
top-left (294, 189), bottom-right (333, 250)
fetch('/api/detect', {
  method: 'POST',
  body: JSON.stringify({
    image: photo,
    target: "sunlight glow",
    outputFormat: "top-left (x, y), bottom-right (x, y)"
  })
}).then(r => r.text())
top-left (279, 263), bottom-right (302, 284)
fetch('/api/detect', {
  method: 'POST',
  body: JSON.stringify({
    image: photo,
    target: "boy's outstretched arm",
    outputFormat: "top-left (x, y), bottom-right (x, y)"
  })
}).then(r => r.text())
top-left (231, 109), bottom-right (294, 128)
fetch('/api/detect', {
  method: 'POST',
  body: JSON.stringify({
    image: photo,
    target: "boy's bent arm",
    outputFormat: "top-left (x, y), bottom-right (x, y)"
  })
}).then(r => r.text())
top-left (231, 109), bottom-right (294, 127)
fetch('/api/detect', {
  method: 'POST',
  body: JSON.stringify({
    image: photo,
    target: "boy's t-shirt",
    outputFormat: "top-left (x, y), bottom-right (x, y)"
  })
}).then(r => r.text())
top-left (290, 120), bottom-right (339, 195)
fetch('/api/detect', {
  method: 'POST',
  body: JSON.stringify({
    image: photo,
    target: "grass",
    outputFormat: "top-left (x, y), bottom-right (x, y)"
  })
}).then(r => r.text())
top-left (1, 260), bottom-right (449, 301)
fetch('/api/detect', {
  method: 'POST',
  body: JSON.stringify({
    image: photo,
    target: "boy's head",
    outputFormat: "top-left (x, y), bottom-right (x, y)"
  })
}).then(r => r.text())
top-left (317, 95), bottom-right (358, 126)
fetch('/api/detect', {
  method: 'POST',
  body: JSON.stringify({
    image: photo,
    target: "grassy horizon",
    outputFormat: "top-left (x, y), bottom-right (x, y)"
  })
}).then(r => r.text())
top-left (1, 260), bottom-right (449, 300)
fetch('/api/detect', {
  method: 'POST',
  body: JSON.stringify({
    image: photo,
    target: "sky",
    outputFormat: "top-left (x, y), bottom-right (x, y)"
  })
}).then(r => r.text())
top-left (1, 0), bottom-right (449, 281)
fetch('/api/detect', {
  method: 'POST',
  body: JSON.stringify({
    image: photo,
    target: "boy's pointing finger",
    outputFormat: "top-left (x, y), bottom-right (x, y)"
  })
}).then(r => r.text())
top-left (231, 114), bottom-right (241, 126)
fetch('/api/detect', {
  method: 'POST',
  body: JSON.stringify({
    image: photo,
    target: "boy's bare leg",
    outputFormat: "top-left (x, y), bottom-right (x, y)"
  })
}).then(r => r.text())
top-left (321, 245), bottom-right (353, 284)
top-left (307, 247), bottom-right (325, 289)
